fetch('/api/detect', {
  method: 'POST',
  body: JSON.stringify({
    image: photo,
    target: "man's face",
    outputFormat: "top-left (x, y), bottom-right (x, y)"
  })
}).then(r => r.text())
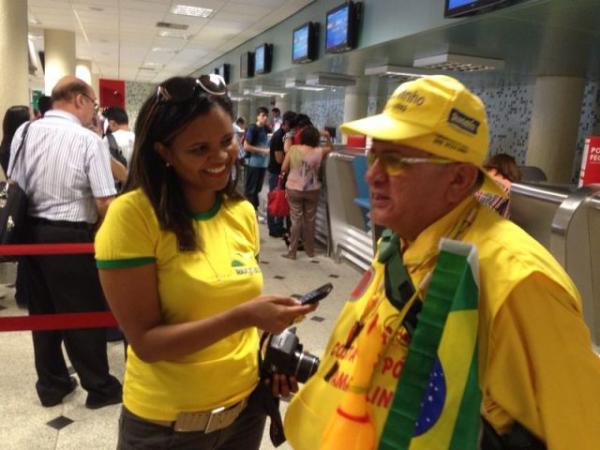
top-left (79, 90), bottom-right (98, 127)
top-left (257, 112), bottom-right (268, 126)
top-left (365, 140), bottom-right (456, 241)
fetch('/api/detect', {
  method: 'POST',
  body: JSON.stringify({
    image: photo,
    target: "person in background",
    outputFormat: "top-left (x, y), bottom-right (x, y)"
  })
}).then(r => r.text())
top-left (284, 113), bottom-right (313, 153)
top-left (281, 125), bottom-right (332, 260)
top-left (37, 95), bottom-right (53, 118)
top-left (267, 110), bottom-right (296, 238)
top-left (476, 153), bottom-right (522, 218)
top-left (0, 105), bottom-right (32, 174)
top-left (103, 106), bottom-right (135, 167)
top-left (243, 106), bottom-right (270, 212)
top-left (95, 75), bottom-right (315, 449)
top-left (271, 107), bottom-right (282, 132)
top-left (0, 105), bottom-right (32, 309)
top-left (8, 76), bottom-right (122, 409)
top-left (284, 75), bottom-right (600, 450)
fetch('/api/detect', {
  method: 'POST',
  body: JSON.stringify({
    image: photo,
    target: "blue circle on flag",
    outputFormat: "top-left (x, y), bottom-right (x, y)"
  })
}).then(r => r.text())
top-left (413, 358), bottom-right (446, 436)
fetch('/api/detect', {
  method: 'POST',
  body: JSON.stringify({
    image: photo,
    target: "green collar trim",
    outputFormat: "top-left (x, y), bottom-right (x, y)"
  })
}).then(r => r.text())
top-left (192, 196), bottom-right (222, 220)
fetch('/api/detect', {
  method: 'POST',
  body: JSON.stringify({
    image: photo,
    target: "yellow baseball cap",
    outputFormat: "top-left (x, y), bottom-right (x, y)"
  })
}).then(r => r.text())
top-left (341, 75), bottom-right (505, 197)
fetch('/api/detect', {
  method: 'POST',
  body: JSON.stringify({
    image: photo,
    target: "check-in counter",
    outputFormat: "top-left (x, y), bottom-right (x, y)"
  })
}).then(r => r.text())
top-left (511, 182), bottom-right (600, 347)
top-left (325, 147), bottom-right (373, 270)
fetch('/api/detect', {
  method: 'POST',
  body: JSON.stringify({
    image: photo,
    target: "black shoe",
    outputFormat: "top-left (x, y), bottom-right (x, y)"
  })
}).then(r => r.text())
top-left (85, 382), bottom-right (122, 410)
top-left (40, 376), bottom-right (78, 407)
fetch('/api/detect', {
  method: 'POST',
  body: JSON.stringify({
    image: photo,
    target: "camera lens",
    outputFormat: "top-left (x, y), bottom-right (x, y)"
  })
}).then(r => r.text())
top-left (293, 350), bottom-right (320, 383)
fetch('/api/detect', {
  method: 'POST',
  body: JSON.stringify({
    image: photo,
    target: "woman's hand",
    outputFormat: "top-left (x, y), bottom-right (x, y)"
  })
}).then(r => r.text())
top-left (265, 373), bottom-right (299, 398)
top-left (239, 295), bottom-right (317, 334)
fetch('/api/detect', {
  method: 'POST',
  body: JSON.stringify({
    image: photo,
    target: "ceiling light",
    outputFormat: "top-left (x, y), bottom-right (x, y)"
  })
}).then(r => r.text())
top-left (230, 96), bottom-right (249, 102)
top-left (413, 53), bottom-right (505, 72)
top-left (306, 72), bottom-right (356, 87)
top-left (171, 5), bottom-right (214, 18)
top-left (158, 30), bottom-right (189, 39)
top-left (152, 47), bottom-right (178, 53)
top-left (29, 16), bottom-right (41, 25)
top-left (253, 87), bottom-right (287, 98)
top-left (285, 78), bottom-right (326, 91)
top-left (365, 64), bottom-right (427, 78)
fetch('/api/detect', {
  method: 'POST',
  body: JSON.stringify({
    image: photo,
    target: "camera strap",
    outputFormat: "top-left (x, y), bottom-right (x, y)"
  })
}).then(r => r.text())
top-left (256, 339), bottom-right (286, 447)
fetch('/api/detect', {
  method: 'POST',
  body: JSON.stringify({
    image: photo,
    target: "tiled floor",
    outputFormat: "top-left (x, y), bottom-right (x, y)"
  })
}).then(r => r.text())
top-left (0, 223), bottom-right (362, 450)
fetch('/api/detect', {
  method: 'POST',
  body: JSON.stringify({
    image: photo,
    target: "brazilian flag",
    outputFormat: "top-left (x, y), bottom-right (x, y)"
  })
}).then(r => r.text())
top-left (379, 239), bottom-right (481, 450)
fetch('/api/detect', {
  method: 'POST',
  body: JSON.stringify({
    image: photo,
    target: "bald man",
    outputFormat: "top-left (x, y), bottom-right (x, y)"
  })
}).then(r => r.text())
top-left (8, 76), bottom-right (122, 409)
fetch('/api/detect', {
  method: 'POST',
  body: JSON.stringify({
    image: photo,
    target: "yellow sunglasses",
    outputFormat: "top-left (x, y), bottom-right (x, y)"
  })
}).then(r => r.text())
top-left (365, 149), bottom-right (453, 176)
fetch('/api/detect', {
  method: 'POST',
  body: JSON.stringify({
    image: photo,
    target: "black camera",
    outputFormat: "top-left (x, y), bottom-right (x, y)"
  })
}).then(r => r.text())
top-left (262, 327), bottom-right (320, 383)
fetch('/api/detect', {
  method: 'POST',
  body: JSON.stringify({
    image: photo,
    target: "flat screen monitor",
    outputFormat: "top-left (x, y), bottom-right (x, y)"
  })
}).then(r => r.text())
top-left (240, 52), bottom-right (254, 79)
top-left (254, 44), bottom-right (272, 75)
top-left (292, 22), bottom-right (318, 64)
top-left (325, 1), bottom-right (360, 53)
top-left (445, 0), bottom-right (512, 17)
top-left (213, 63), bottom-right (230, 84)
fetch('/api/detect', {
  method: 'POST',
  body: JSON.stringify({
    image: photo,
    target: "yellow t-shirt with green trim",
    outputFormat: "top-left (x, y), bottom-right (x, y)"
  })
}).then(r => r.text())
top-left (95, 189), bottom-right (262, 421)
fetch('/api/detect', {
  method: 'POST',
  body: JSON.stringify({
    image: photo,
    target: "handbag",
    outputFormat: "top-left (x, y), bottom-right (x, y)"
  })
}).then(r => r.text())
top-left (0, 122), bottom-right (32, 248)
top-left (267, 175), bottom-right (289, 217)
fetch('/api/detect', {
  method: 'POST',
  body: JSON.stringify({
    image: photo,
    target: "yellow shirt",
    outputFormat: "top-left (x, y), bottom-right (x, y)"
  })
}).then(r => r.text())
top-left (285, 197), bottom-right (600, 450)
top-left (95, 189), bottom-right (262, 421)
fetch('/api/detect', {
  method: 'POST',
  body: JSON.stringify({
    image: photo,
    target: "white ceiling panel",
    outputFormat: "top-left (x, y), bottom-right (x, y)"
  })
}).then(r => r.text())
top-left (28, 0), bottom-right (313, 82)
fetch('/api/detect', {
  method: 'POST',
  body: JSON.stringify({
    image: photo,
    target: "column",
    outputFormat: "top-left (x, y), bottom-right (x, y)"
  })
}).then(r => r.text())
top-left (342, 80), bottom-right (369, 144)
top-left (0, 0), bottom-right (29, 139)
top-left (91, 72), bottom-right (100, 99)
top-left (236, 99), bottom-right (251, 124)
top-left (44, 29), bottom-right (76, 94)
top-left (526, 76), bottom-right (585, 183)
top-left (76, 59), bottom-right (92, 85)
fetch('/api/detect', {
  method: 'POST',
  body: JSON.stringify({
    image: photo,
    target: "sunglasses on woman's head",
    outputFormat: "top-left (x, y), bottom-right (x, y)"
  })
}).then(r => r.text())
top-left (156, 74), bottom-right (228, 103)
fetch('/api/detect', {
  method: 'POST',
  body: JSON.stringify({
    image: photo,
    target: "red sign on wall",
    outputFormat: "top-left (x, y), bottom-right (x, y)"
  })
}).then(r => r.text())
top-left (579, 136), bottom-right (600, 186)
top-left (99, 78), bottom-right (125, 109)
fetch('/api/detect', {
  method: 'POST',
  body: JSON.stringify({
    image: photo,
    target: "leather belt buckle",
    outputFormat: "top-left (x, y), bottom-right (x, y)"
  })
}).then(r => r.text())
top-left (173, 398), bottom-right (248, 433)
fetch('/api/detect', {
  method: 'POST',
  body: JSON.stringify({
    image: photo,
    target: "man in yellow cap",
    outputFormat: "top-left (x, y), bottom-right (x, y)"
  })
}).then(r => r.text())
top-left (284, 75), bottom-right (600, 449)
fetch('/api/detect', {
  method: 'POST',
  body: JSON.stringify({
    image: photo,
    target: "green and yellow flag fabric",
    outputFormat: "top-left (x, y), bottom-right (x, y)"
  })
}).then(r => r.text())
top-left (379, 239), bottom-right (481, 450)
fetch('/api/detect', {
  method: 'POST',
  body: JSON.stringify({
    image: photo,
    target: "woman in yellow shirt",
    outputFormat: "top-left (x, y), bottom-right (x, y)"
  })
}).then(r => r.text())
top-left (95, 75), bottom-right (315, 449)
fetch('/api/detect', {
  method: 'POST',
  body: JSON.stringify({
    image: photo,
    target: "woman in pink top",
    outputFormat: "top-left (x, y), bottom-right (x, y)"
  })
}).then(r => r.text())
top-left (281, 126), bottom-right (332, 259)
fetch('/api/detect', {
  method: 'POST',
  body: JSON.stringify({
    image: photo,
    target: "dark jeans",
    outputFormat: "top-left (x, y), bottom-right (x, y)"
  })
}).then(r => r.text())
top-left (267, 172), bottom-right (287, 237)
top-left (117, 395), bottom-right (267, 449)
top-left (244, 166), bottom-right (266, 210)
top-left (24, 219), bottom-right (121, 405)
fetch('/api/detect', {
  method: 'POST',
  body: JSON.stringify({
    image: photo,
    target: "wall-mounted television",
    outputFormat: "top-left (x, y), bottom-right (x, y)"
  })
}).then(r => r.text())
top-left (240, 52), bottom-right (254, 79)
top-left (213, 63), bottom-right (230, 84)
top-left (254, 43), bottom-right (273, 75)
top-left (325, 1), bottom-right (361, 54)
top-left (445, 0), bottom-right (514, 17)
top-left (292, 22), bottom-right (319, 64)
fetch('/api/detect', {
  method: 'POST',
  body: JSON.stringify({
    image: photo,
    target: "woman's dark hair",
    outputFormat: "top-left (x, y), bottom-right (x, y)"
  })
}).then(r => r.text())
top-left (484, 153), bottom-right (522, 182)
top-left (295, 113), bottom-right (312, 128)
top-left (0, 105), bottom-right (30, 173)
top-left (299, 125), bottom-right (321, 147)
top-left (126, 76), bottom-right (242, 251)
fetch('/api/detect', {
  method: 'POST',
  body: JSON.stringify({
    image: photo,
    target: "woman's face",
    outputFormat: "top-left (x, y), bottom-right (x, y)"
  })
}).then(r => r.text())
top-left (156, 105), bottom-right (237, 197)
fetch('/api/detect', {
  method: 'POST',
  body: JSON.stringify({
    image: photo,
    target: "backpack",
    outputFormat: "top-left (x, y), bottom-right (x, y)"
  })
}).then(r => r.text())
top-left (106, 132), bottom-right (128, 168)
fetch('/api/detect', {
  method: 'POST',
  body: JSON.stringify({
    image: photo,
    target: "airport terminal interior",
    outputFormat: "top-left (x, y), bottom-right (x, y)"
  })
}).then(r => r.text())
top-left (1, 0), bottom-right (600, 448)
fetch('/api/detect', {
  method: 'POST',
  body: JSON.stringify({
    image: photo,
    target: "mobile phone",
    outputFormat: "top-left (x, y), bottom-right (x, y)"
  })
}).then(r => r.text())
top-left (297, 283), bottom-right (333, 305)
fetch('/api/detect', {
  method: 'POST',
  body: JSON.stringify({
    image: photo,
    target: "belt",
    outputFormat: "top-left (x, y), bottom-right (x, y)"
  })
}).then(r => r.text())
top-left (28, 217), bottom-right (95, 231)
top-left (129, 398), bottom-right (249, 433)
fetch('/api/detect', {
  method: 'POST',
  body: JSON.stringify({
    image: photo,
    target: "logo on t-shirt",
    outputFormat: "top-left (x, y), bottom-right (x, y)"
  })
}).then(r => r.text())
top-left (231, 252), bottom-right (261, 275)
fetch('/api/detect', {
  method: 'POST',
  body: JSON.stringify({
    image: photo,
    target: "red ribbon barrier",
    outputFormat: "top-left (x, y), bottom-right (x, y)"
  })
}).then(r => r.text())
top-left (0, 243), bottom-right (94, 256)
top-left (0, 311), bottom-right (117, 332)
top-left (0, 243), bottom-right (116, 332)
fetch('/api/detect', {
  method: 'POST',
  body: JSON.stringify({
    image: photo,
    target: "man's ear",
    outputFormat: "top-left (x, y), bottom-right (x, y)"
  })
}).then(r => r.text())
top-left (154, 142), bottom-right (171, 165)
top-left (447, 164), bottom-right (480, 203)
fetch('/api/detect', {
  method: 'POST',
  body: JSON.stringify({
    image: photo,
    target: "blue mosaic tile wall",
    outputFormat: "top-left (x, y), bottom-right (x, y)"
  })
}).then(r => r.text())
top-left (123, 78), bottom-right (600, 183)
top-left (125, 81), bottom-right (156, 130)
